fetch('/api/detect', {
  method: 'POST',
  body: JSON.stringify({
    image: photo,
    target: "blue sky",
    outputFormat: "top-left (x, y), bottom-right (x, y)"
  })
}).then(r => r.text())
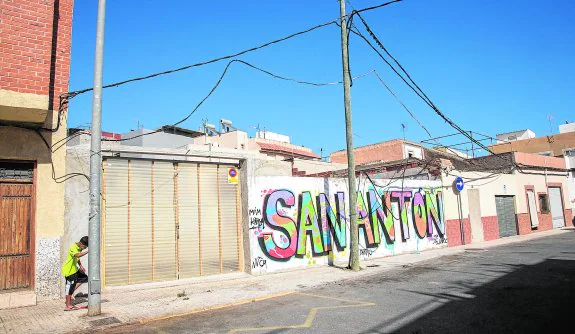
top-left (67, 0), bottom-right (575, 156)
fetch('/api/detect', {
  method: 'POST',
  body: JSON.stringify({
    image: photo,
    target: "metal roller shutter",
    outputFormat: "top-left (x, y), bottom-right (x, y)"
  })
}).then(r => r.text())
top-left (103, 160), bottom-right (129, 286)
top-left (103, 159), bottom-right (242, 287)
top-left (129, 160), bottom-right (153, 284)
top-left (198, 164), bottom-right (220, 276)
top-left (153, 161), bottom-right (177, 281)
top-left (218, 166), bottom-right (240, 273)
top-left (496, 196), bottom-right (517, 238)
top-left (177, 164), bottom-right (201, 278)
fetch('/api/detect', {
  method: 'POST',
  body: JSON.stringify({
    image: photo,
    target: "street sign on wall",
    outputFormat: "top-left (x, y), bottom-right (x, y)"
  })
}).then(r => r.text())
top-left (228, 167), bottom-right (239, 184)
top-left (454, 176), bottom-right (464, 192)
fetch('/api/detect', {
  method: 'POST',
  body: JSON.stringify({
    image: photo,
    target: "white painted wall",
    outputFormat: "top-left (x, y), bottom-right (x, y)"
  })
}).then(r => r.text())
top-left (247, 177), bottom-right (447, 274)
top-left (292, 159), bottom-right (346, 175)
top-left (559, 122), bottom-right (575, 134)
top-left (442, 168), bottom-right (570, 222)
top-left (403, 144), bottom-right (425, 159)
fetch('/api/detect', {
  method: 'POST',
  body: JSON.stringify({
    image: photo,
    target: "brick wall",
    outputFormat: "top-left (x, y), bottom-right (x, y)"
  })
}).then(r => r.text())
top-left (0, 0), bottom-right (74, 110)
top-left (331, 140), bottom-right (404, 165)
top-left (565, 209), bottom-right (573, 227)
top-left (536, 213), bottom-right (553, 232)
top-left (482, 216), bottom-right (499, 241)
top-left (516, 213), bottom-right (532, 235)
top-left (446, 218), bottom-right (471, 247)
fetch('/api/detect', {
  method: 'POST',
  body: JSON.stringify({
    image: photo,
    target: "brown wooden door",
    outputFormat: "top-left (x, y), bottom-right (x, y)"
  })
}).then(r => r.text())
top-left (0, 183), bottom-right (33, 291)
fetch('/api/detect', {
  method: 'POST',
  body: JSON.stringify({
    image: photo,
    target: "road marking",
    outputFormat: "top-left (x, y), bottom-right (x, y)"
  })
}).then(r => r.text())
top-left (137, 290), bottom-right (296, 325)
top-left (228, 292), bottom-right (376, 333)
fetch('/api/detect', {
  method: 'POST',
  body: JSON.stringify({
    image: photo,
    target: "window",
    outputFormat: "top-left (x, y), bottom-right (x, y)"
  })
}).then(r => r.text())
top-left (538, 194), bottom-right (550, 213)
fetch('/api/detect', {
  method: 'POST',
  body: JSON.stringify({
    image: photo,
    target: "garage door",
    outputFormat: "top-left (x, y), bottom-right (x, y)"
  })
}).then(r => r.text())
top-left (103, 159), bottom-right (242, 286)
top-left (548, 187), bottom-right (565, 229)
top-left (496, 196), bottom-right (517, 238)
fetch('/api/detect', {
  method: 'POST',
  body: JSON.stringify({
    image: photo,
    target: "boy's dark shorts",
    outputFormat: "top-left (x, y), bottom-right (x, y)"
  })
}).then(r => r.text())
top-left (65, 271), bottom-right (88, 296)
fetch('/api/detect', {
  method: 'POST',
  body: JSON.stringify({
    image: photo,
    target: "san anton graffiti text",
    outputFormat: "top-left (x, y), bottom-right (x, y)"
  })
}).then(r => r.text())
top-left (254, 186), bottom-right (445, 262)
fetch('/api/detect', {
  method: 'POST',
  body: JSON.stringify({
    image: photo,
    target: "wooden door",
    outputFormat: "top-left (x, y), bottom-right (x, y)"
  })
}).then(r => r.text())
top-left (0, 183), bottom-right (33, 291)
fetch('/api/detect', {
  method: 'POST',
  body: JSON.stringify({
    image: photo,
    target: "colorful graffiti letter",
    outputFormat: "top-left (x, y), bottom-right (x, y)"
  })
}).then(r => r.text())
top-left (357, 191), bottom-right (376, 247)
top-left (392, 191), bottom-right (412, 241)
top-left (367, 189), bottom-right (395, 245)
top-left (259, 190), bottom-right (298, 261)
top-left (297, 192), bottom-right (325, 256)
top-left (317, 192), bottom-right (347, 251)
top-left (412, 192), bottom-right (427, 238)
top-left (425, 190), bottom-right (445, 237)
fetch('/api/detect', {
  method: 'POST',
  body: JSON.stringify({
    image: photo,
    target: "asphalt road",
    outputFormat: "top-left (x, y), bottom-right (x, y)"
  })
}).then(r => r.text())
top-left (109, 231), bottom-right (575, 333)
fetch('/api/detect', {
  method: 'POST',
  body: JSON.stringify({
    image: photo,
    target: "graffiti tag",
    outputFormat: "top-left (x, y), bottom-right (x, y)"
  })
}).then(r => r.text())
top-left (252, 256), bottom-right (267, 269)
top-left (360, 249), bottom-right (375, 257)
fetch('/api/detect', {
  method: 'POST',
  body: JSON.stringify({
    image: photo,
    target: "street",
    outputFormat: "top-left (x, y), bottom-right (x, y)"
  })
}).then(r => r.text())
top-left (106, 230), bottom-right (575, 334)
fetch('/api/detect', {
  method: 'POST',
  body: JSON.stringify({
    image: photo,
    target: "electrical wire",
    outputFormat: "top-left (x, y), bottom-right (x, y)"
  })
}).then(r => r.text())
top-left (34, 129), bottom-right (90, 183)
top-left (350, 11), bottom-right (500, 157)
top-left (66, 22), bottom-right (337, 98)
top-left (371, 71), bottom-right (476, 159)
top-left (64, 1), bottom-right (400, 101)
top-left (57, 61), bottom-right (375, 147)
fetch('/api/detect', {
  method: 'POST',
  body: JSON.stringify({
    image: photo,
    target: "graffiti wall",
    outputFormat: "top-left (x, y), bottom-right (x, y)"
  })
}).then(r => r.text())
top-left (248, 177), bottom-right (447, 274)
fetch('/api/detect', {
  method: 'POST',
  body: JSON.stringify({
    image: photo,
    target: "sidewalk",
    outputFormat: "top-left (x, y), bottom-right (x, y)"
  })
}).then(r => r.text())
top-left (0, 229), bottom-right (569, 334)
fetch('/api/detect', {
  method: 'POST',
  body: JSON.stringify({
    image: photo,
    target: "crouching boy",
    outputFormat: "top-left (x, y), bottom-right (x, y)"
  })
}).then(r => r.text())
top-left (62, 236), bottom-right (89, 311)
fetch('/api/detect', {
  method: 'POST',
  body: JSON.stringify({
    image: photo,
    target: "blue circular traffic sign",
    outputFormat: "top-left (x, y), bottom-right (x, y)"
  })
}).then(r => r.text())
top-left (454, 176), bottom-right (464, 192)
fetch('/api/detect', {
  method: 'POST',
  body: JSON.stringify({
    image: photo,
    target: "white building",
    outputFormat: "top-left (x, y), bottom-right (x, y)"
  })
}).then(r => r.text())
top-left (496, 129), bottom-right (536, 143)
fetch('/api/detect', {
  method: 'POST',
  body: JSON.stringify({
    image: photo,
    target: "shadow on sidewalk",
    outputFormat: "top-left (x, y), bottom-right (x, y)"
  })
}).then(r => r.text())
top-left (361, 256), bottom-right (575, 333)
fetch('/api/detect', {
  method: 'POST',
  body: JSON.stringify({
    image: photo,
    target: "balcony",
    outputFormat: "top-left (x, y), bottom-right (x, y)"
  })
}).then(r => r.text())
top-left (0, 89), bottom-right (49, 125)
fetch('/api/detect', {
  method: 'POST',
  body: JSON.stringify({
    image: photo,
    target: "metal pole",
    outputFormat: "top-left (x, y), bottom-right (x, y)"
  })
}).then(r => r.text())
top-left (88, 0), bottom-right (106, 316)
top-left (339, 0), bottom-right (360, 271)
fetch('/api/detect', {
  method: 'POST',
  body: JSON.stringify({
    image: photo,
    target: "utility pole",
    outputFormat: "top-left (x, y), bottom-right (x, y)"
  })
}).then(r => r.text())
top-left (339, 0), bottom-right (360, 271)
top-left (88, 0), bottom-right (106, 316)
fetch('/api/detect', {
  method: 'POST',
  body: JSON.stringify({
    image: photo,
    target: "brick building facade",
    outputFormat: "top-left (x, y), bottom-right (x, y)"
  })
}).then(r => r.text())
top-left (0, 0), bottom-right (74, 308)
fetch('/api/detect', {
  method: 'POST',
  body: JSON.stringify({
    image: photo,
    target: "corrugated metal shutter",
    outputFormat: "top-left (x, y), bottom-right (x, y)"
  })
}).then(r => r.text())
top-left (103, 159), bottom-right (241, 287)
top-left (104, 160), bottom-right (129, 286)
top-left (129, 160), bottom-right (153, 284)
top-left (496, 196), bottom-right (517, 238)
top-left (549, 187), bottom-right (565, 228)
top-left (177, 164), bottom-right (201, 278)
top-left (199, 164), bottom-right (221, 276)
top-left (153, 162), bottom-right (177, 281)
top-left (219, 166), bottom-right (240, 273)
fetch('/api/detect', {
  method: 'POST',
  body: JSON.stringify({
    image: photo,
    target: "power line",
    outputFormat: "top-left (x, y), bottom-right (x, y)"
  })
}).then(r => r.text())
top-left (57, 60), bottom-right (375, 147)
top-left (63, 1), bottom-right (401, 101)
top-left (66, 21), bottom-right (337, 98)
top-left (350, 11), bottom-right (498, 156)
top-left (372, 71), bottom-right (433, 139)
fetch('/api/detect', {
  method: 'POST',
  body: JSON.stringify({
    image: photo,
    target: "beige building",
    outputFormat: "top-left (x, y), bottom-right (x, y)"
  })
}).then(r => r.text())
top-left (438, 152), bottom-right (572, 246)
top-left (325, 138), bottom-right (573, 248)
top-left (490, 125), bottom-right (575, 211)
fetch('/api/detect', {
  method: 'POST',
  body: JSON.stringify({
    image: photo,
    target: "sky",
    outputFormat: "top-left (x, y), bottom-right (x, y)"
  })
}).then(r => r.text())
top-left (67, 0), bottom-right (575, 156)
